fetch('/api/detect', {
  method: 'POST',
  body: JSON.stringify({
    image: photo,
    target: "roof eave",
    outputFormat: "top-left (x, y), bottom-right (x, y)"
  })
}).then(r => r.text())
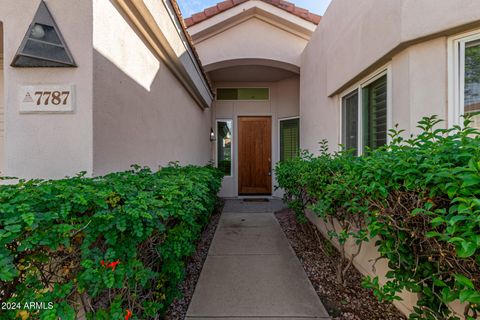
top-left (185, 0), bottom-right (321, 28)
top-left (115, 0), bottom-right (214, 109)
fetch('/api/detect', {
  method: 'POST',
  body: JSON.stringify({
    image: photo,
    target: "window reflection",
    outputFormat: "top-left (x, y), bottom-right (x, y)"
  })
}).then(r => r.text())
top-left (217, 120), bottom-right (232, 176)
top-left (465, 40), bottom-right (480, 128)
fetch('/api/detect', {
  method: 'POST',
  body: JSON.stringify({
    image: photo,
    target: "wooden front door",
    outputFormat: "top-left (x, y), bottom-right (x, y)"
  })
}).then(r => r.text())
top-left (238, 116), bottom-right (272, 195)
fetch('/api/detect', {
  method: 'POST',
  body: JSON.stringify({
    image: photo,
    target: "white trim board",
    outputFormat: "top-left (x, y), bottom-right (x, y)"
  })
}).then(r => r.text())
top-left (448, 28), bottom-right (480, 128)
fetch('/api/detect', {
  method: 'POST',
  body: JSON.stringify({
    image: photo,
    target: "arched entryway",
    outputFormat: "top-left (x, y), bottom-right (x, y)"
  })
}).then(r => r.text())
top-left (185, 0), bottom-right (317, 197)
top-left (208, 59), bottom-right (301, 198)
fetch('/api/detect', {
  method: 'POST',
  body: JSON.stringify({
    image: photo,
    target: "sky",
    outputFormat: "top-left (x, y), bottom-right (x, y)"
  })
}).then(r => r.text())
top-left (177, 0), bottom-right (332, 18)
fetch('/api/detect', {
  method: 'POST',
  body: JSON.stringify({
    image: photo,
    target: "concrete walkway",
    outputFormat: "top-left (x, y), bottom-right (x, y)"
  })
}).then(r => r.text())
top-left (186, 199), bottom-right (330, 320)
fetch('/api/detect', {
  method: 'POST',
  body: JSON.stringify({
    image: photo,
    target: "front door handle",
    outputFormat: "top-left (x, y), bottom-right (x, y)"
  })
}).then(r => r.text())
top-left (268, 158), bottom-right (272, 176)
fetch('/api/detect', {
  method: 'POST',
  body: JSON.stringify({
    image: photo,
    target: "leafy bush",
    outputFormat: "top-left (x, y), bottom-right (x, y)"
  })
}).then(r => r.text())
top-left (276, 116), bottom-right (480, 320)
top-left (0, 164), bottom-right (222, 319)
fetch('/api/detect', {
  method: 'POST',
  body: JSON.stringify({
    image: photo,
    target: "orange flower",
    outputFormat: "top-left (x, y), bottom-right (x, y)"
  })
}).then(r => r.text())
top-left (125, 309), bottom-right (132, 320)
top-left (100, 260), bottom-right (120, 271)
top-left (107, 260), bottom-right (120, 271)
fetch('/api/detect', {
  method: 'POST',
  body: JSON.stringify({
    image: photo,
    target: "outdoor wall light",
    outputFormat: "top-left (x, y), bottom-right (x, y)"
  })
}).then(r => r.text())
top-left (11, 0), bottom-right (76, 67)
top-left (31, 24), bottom-right (46, 39)
top-left (210, 128), bottom-right (216, 141)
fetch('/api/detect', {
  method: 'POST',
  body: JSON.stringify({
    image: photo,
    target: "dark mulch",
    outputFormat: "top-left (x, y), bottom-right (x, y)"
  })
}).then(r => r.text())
top-left (164, 199), bottom-right (224, 320)
top-left (275, 208), bottom-right (407, 320)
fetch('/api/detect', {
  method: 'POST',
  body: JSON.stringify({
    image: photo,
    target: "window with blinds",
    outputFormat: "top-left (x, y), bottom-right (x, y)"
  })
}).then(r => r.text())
top-left (342, 91), bottom-right (359, 154)
top-left (280, 118), bottom-right (300, 162)
top-left (362, 75), bottom-right (387, 151)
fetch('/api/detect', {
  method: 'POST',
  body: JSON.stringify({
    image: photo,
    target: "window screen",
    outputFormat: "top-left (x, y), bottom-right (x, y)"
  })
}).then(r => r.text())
top-left (464, 40), bottom-right (480, 129)
top-left (280, 118), bottom-right (300, 162)
top-left (217, 88), bottom-right (269, 100)
top-left (217, 120), bottom-right (233, 176)
top-left (342, 91), bottom-right (359, 154)
top-left (362, 75), bottom-right (387, 151)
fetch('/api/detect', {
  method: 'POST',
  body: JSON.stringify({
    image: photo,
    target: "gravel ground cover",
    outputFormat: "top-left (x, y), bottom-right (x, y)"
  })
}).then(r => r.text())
top-left (165, 200), bottom-right (224, 320)
top-left (275, 208), bottom-right (406, 320)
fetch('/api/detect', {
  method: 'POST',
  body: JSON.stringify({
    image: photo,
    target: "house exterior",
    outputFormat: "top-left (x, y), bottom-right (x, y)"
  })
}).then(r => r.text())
top-left (184, 1), bottom-right (480, 316)
top-left (0, 0), bottom-right (212, 180)
top-left (301, 0), bottom-right (480, 158)
top-left (298, 1), bottom-right (480, 316)
top-left (182, 0), bottom-right (480, 200)
top-left (184, 0), bottom-right (320, 198)
top-left (1, 0), bottom-right (480, 317)
top-left (0, 0), bottom-right (479, 191)
top-left (2, 1), bottom-right (480, 193)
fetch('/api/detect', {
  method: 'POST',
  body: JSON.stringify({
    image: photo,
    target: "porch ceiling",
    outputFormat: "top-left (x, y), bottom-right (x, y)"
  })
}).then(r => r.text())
top-left (209, 64), bottom-right (297, 82)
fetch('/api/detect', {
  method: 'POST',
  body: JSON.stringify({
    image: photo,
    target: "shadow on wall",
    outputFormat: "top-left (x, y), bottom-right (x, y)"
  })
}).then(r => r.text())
top-left (91, 0), bottom-right (212, 177)
top-left (97, 0), bottom-right (161, 91)
top-left (92, 49), bottom-right (212, 177)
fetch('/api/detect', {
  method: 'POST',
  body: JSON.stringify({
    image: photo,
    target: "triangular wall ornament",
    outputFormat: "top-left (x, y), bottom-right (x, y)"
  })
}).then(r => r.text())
top-left (11, 0), bottom-right (76, 67)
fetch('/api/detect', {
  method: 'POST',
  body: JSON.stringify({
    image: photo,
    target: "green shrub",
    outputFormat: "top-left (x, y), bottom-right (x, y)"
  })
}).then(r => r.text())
top-left (0, 164), bottom-right (222, 320)
top-left (276, 116), bottom-right (480, 320)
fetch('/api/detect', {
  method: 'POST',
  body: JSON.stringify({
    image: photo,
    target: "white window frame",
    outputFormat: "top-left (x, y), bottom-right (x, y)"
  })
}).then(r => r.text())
top-left (215, 119), bottom-right (233, 177)
top-left (278, 116), bottom-right (300, 162)
top-left (448, 29), bottom-right (480, 128)
top-left (339, 65), bottom-right (392, 156)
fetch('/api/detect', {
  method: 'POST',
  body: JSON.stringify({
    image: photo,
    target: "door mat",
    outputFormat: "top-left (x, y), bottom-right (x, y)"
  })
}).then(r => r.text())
top-left (243, 198), bottom-right (270, 202)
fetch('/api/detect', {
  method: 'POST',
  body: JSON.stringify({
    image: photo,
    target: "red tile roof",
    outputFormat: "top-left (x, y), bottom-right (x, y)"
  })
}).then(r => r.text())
top-left (184, 0), bottom-right (321, 27)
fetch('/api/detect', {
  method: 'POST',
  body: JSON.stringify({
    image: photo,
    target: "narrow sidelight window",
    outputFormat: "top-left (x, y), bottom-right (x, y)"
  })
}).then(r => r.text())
top-left (342, 91), bottom-right (359, 154)
top-left (362, 75), bottom-right (388, 151)
top-left (464, 40), bottom-right (480, 129)
top-left (217, 120), bottom-right (233, 176)
top-left (280, 118), bottom-right (300, 162)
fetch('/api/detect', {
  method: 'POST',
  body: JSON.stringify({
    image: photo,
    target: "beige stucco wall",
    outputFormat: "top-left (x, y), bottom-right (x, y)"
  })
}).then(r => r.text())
top-left (194, 17), bottom-right (309, 69)
top-left (213, 77), bottom-right (299, 198)
top-left (92, 0), bottom-right (212, 175)
top-left (320, 0), bottom-right (480, 97)
top-left (0, 0), bottom-right (212, 179)
top-left (0, 58), bottom-right (4, 173)
top-left (300, 0), bottom-right (480, 317)
top-left (300, 0), bottom-right (480, 154)
top-left (0, 0), bottom-right (94, 179)
top-left (406, 38), bottom-right (448, 135)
